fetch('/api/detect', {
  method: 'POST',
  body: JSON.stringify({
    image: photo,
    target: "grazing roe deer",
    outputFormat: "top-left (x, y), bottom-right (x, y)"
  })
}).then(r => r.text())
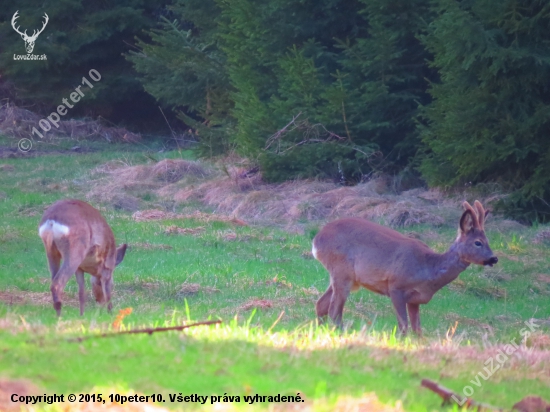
top-left (312, 200), bottom-right (498, 335)
top-left (39, 199), bottom-right (127, 316)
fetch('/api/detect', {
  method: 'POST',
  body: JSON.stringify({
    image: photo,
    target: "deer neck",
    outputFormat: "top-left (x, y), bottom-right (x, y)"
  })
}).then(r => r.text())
top-left (429, 242), bottom-right (470, 288)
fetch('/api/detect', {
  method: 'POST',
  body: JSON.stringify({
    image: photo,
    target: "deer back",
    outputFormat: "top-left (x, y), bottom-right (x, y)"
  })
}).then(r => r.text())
top-left (313, 218), bottom-right (435, 282)
top-left (39, 199), bottom-right (119, 270)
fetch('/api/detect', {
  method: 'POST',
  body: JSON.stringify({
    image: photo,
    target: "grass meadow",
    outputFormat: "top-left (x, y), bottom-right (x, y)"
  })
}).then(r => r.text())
top-left (0, 136), bottom-right (549, 411)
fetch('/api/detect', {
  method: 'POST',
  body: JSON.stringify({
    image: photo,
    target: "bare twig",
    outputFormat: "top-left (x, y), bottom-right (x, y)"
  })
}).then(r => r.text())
top-left (267, 311), bottom-right (285, 333)
top-left (265, 112), bottom-right (303, 151)
top-left (68, 320), bottom-right (222, 343)
top-left (421, 379), bottom-right (503, 411)
top-left (265, 113), bottom-right (348, 154)
top-left (341, 101), bottom-right (351, 141)
top-left (159, 106), bottom-right (176, 138)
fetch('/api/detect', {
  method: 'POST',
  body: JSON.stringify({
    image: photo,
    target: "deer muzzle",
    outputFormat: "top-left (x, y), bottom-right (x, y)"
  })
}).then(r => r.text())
top-left (483, 256), bottom-right (498, 267)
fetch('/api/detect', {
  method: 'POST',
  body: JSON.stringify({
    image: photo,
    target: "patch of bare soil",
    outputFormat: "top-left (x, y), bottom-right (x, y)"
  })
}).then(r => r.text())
top-left (238, 297), bottom-right (310, 312)
top-left (176, 283), bottom-right (220, 297)
top-left (0, 290), bottom-right (78, 307)
top-left (513, 395), bottom-right (550, 412)
top-left (239, 299), bottom-right (274, 311)
top-left (0, 379), bottom-right (40, 412)
top-left (131, 242), bottom-right (173, 250)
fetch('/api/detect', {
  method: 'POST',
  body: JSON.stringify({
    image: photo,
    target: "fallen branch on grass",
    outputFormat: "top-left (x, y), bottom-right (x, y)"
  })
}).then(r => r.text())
top-left (421, 379), bottom-right (503, 411)
top-left (68, 320), bottom-right (222, 343)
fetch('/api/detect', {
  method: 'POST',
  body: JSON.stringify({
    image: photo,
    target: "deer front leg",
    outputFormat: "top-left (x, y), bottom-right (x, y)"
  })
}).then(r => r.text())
top-left (92, 271), bottom-right (114, 313)
top-left (407, 303), bottom-right (421, 336)
top-left (390, 290), bottom-right (409, 335)
top-left (104, 274), bottom-right (114, 313)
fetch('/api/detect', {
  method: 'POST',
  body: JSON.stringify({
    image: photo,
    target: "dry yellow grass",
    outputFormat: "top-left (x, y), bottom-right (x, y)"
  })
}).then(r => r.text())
top-left (87, 158), bottom-right (502, 228)
top-left (132, 210), bottom-right (247, 226)
top-left (0, 103), bottom-right (141, 143)
top-left (87, 159), bottom-right (207, 212)
top-left (163, 225), bottom-right (206, 235)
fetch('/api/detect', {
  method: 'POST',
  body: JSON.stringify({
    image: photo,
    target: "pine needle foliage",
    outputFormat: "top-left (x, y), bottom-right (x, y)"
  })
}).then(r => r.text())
top-left (419, 0), bottom-right (550, 222)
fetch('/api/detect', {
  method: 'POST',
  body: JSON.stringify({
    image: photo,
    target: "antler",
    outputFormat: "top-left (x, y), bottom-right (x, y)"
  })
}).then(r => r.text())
top-left (461, 201), bottom-right (482, 230)
top-left (473, 200), bottom-right (486, 230)
top-left (11, 11), bottom-right (27, 37)
top-left (28, 13), bottom-right (49, 41)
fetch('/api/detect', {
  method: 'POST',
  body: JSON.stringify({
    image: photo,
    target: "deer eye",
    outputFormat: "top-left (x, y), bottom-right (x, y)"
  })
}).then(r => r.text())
top-left (474, 241), bottom-right (482, 247)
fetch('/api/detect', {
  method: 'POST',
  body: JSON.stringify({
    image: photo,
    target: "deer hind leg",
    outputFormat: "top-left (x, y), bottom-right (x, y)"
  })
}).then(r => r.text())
top-left (45, 245), bottom-right (61, 280)
top-left (51, 245), bottom-right (86, 316)
top-left (389, 290), bottom-right (409, 335)
top-left (407, 303), bottom-right (421, 336)
top-left (75, 270), bottom-right (86, 316)
top-left (328, 277), bottom-right (353, 328)
top-left (316, 285), bottom-right (333, 321)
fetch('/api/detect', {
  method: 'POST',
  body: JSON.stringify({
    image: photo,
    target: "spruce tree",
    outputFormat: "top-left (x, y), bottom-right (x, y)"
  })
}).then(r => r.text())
top-left (218, 0), bottom-right (433, 182)
top-left (0, 0), bottom-right (161, 129)
top-left (127, 0), bottom-right (232, 154)
top-left (420, 0), bottom-right (550, 221)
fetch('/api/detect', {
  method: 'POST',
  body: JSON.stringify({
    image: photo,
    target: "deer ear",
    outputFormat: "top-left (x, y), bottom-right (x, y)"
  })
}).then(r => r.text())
top-left (116, 244), bottom-right (127, 266)
top-left (460, 210), bottom-right (475, 233)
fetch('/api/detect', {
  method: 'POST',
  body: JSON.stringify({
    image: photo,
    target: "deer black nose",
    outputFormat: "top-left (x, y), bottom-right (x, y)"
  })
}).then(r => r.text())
top-left (484, 256), bottom-right (498, 266)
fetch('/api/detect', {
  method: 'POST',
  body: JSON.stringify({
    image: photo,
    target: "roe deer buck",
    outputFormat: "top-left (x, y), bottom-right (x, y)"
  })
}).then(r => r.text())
top-left (38, 199), bottom-right (127, 316)
top-left (312, 200), bottom-right (498, 335)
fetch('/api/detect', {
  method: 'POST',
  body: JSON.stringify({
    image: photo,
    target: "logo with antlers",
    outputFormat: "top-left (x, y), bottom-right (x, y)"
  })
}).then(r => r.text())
top-left (11, 10), bottom-right (49, 54)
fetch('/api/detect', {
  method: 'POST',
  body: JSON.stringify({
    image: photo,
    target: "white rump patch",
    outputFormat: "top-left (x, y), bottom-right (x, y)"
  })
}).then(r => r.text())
top-left (39, 220), bottom-right (70, 238)
top-left (311, 242), bottom-right (318, 260)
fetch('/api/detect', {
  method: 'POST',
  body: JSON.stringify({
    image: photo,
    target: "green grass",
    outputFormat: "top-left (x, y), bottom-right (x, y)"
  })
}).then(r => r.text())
top-left (0, 135), bottom-right (549, 411)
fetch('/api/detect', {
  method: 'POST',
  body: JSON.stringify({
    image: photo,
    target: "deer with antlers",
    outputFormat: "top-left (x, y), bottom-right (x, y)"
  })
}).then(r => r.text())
top-left (11, 11), bottom-right (49, 54)
top-left (312, 200), bottom-right (498, 335)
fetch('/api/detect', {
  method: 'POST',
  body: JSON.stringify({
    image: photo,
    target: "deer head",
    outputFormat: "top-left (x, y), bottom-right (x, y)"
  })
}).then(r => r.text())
top-left (11, 11), bottom-right (49, 54)
top-left (456, 200), bottom-right (498, 267)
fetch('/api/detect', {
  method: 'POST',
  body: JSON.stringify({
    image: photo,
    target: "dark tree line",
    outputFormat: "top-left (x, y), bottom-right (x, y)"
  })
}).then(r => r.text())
top-left (2, 0), bottom-right (550, 221)
top-left (0, 0), bottom-right (165, 130)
